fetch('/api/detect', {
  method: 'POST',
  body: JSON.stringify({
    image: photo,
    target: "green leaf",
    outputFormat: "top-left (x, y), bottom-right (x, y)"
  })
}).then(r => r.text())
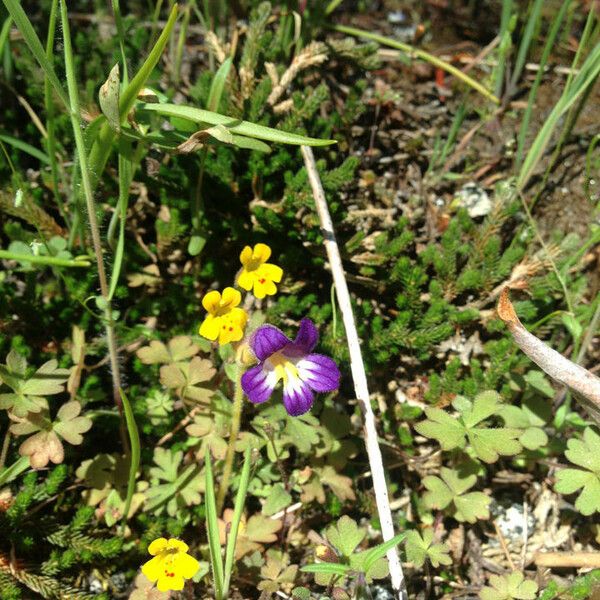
top-left (138, 102), bottom-right (336, 147)
top-left (415, 391), bottom-right (523, 463)
top-left (414, 407), bottom-right (465, 451)
top-left (137, 336), bottom-right (200, 365)
top-left (99, 63), bottom-right (121, 131)
top-left (405, 529), bottom-right (452, 568)
top-left (555, 427), bottom-right (600, 515)
top-left (524, 370), bottom-right (555, 398)
top-left (262, 483), bottom-right (292, 517)
top-left (146, 447), bottom-right (203, 515)
top-left (422, 467), bottom-right (490, 523)
top-left (52, 401), bottom-right (92, 445)
top-left (119, 389), bottom-right (140, 533)
top-left (480, 571), bottom-right (538, 600)
top-left (300, 563), bottom-right (351, 576)
top-left (326, 516), bottom-right (365, 557)
top-left (21, 360), bottom-right (71, 396)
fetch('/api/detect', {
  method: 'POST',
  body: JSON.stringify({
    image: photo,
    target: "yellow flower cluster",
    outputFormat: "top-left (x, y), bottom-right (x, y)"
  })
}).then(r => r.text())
top-left (142, 538), bottom-right (199, 592)
top-left (199, 243), bottom-right (283, 345)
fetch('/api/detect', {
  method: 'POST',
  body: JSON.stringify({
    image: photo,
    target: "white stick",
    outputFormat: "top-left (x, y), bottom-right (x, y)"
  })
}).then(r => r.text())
top-left (301, 146), bottom-right (407, 600)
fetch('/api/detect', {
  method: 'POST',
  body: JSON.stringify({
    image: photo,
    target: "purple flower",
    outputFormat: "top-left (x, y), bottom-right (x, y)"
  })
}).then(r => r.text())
top-left (241, 318), bottom-right (341, 416)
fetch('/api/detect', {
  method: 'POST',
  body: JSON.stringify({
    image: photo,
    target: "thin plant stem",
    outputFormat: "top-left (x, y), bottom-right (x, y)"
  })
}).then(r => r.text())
top-left (0, 430), bottom-right (10, 471)
top-left (518, 192), bottom-right (574, 314)
top-left (217, 362), bottom-right (244, 513)
top-left (59, 0), bottom-right (128, 451)
top-left (301, 145), bottom-right (407, 600)
top-left (0, 250), bottom-right (91, 268)
top-left (44, 0), bottom-right (68, 225)
top-left (333, 24), bottom-right (500, 105)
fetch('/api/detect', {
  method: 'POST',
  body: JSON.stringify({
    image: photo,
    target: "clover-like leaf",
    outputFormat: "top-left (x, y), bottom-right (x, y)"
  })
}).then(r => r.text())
top-left (415, 391), bottom-right (523, 463)
top-left (76, 453), bottom-right (148, 526)
top-left (300, 465), bottom-right (356, 504)
top-left (422, 467), bottom-right (490, 523)
top-left (10, 401), bottom-right (91, 468)
top-left (146, 390), bottom-right (174, 426)
top-left (137, 335), bottom-right (200, 365)
top-left (499, 396), bottom-right (550, 451)
top-left (217, 509), bottom-right (282, 559)
top-left (326, 516), bottom-right (365, 558)
top-left (405, 528), bottom-right (452, 568)
top-left (257, 550), bottom-right (298, 594)
top-left (555, 427), bottom-right (600, 515)
top-left (53, 401), bottom-right (92, 444)
top-left (480, 571), bottom-right (538, 600)
top-left (160, 357), bottom-right (215, 405)
top-left (186, 396), bottom-right (230, 460)
top-left (0, 352), bottom-right (70, 418)
top-left (145, 447), bottom-right (203, 516)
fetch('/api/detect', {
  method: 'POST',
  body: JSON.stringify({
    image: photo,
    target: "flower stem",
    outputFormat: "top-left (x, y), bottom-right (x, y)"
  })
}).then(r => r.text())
top-left (217, 363), bottom-right (244, 514)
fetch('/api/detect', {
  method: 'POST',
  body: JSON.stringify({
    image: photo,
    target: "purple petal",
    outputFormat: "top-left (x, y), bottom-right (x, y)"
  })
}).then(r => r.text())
top-left (293, 318), bottom-right (319, 353)
top-left (283, 379), bottom-right (314, 416)
top-left (250, 325), bottom-right (290, 361)
top-left (242, 365), bottom-right (276, 404)
top-left (297, 354), bottom-right (341, 392)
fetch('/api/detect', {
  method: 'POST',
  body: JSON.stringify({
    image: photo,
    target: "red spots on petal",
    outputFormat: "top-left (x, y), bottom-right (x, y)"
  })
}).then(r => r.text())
top-left (259, 278), bottom-right (266, 284)
top-left (229, 327), bottom-right (233, 331)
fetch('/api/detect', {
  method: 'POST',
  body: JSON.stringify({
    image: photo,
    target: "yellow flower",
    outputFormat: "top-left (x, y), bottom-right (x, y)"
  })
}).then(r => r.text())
top-left (141, 538), bottom-right (199, 592)
top-left (238, 243), bottom-right (283, 299)
top-left (199, 287), bottom-right (248, 345)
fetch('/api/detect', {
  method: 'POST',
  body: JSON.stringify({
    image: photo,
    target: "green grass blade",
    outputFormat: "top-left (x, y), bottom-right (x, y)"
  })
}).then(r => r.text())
top-left (44, 0), bottom-right (67, 225)
top-left (138, 103), bottom-right (336, 146)
top-left (509, 0), bottom-right (544, 92)
top-left (0, 456), bottom-right (30, 486)
top-left (517, 40), bottom-right (600, 191)
top-left (87, 3), bottom-right (178, 190)
top-left (119, 389), bottom-right (140, 533)
top-left (494, 0), bottom-right (513, 97)
top-left (111, 0), bottom-right (129, 83)
top-left (333, 24), bottom-right (500, 105)
top-left (362, 533), bottom-right (406, 572)
top-left (0, 15), bottom-right (12, 58)
top-left (222, 446), bottom-right (251, 596)
top-left (2, 0), bottom-right (69, 108)
top-left (0, 133), bottom-right (50, 164)
top-left (205, 449), bottom-right (224, 599)
top-left (0, 249), bottom-right (91, 268)
top-left (300, 563), bottom-right (352, 576)
top-left (516, 0), bottom-right (572, 164)
top-left (207, 57), bottom-right (232, 112)
top-left (108, 151), bottom-right (132, 300)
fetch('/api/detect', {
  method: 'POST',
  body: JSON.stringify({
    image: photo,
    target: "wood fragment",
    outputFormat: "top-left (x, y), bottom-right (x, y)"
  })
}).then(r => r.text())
top-left (535, 552), bottom-right (600, 568)
top-left (301, 146), bottom-right (407, 600)
top-left (497, 288), bottom-right (600, 425)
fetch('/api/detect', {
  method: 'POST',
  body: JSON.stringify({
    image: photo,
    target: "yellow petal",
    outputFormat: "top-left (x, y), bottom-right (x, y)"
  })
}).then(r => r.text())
top-left (148, 538), bottom-right (168, 555)
top-left (199, 315), bottom-right (220, 341)
top-left (202, 290), bottom-right (221, 314)
top-left (221, 287), bottom-right (241, 309)
top-left (252, 243), bottom-right (271, 263)
top-left (260, 263), bottom-right (283, 283)
top-left (237, 269), bottom-right (254, 291)
top-left (230, 307), bottom-right (248, 328)
top-left (168, 538), bottom-right (189, 553)
top-left (156, 574), bottom-right (184, 592)
top-left (174, 552), bottom-right (200, 578)
top-left (252, 278), bottom-right (277, 299)
top-left (218, 323), bottom-right (245, 345)
top-left (141, 556), bottom-right (163, 581)
top-left (240, 246), bottom-right (253, 267)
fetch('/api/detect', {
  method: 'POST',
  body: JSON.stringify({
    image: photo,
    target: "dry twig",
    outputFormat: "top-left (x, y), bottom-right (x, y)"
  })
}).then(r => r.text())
top-left (497, 289), bottom-right (600, 424)
top-left (301, 146), bottom-right (407, 600)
